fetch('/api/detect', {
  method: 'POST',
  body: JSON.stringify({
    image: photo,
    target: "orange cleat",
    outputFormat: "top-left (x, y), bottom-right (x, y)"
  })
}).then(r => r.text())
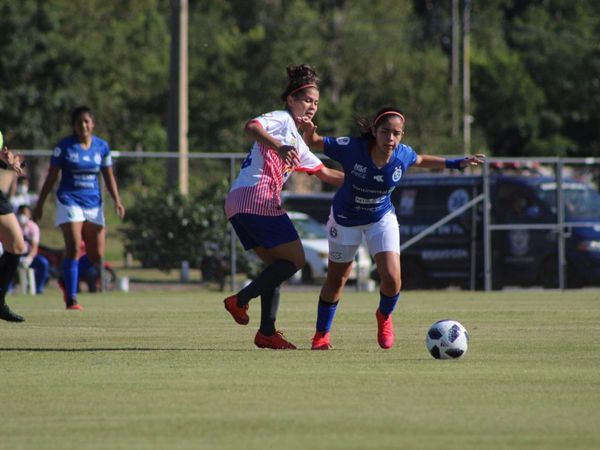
top-left (224, 295), bottom-right (249, 325)
top-left (254, 330), bottom-right (297, 350)
top-left (66, 302), bottom-right (83, 311)
top-left (311, 331), bottom-right (333, 350)
top-left (375, 309), bottom-right (395, 349)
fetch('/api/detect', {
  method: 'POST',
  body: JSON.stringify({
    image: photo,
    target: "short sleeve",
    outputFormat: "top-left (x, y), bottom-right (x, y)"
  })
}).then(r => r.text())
top-left (295, 148), bottom-right (323, 174)
top-left (30, 223), bottom-right (40, 244)
top-left (50, 144), bottom-right (63, 167)
top-left (324, 136), bottom-right (352, 164)
top-left (101, 141), bottom-right (112, 167)
top-left (399, 145), bottom-right (418, 169)
top-left (253, 111), bottom-right (288, 138)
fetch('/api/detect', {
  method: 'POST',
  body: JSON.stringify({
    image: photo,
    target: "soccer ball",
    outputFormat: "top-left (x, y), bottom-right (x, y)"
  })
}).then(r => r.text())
top-left (426, 319), bottom-right (469, 359)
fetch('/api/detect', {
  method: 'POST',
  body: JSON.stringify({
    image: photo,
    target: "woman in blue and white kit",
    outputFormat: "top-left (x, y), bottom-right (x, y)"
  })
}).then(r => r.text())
top-left (303, 107), bottom-right (485, 350)
top-left (33, 106), bottom-right (125, 310)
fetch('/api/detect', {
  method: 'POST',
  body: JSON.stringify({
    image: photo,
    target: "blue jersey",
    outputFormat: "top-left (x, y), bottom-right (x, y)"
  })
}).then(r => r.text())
top-left (324, 136), bottom-right (417, 226)
top-left (51, 135), bottom-right (112, 208)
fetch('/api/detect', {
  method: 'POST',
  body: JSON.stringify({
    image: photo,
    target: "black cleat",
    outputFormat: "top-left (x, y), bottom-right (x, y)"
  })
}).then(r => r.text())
top-left (0, 303), bottom-right (25, 322)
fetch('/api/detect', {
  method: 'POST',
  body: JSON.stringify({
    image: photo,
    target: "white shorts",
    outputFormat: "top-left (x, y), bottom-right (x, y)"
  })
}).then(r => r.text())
top-left (55, 200), bottom-right (105, 227)
top-left (327, 209), bottom-right (400, 263)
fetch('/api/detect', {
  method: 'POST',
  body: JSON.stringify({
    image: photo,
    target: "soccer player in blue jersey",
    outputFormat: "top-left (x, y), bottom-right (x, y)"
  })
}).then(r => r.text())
top-left (303, 107), bottom-right (485, 349)
top-left (33, 106), bottom-right (125, 310)
top-left (0, 146), bottom-right (27, 322)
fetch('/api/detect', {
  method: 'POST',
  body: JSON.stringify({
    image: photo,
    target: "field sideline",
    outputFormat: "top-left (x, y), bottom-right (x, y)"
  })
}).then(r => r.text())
top-left (1, 289), bottom-right (599, 450)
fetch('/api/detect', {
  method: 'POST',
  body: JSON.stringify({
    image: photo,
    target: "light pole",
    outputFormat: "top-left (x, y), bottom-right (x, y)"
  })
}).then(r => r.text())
top-left (167, 0), bottom-right (189, 195)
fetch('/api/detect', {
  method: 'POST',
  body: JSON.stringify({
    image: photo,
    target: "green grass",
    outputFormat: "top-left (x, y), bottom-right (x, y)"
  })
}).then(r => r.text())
top-left (1, 288), bottom-right (599, 450)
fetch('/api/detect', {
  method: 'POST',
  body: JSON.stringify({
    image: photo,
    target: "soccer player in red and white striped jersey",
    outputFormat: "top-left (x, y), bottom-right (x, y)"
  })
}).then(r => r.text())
top-left (223, 64), bottom-right (343, 349)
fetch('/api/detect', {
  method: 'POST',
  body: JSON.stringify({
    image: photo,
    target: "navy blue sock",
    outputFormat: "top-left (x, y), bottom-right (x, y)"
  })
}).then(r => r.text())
top-left (62, 258), bottom-right (78, 303)
top-left (237, 259), bottom-right (297, 305)
top-left (378, 291), bottom-right (400, 316)
top-left (316, 298), bottom-right (339, 333)
top-left (259, 286), bottom-right (280, 336)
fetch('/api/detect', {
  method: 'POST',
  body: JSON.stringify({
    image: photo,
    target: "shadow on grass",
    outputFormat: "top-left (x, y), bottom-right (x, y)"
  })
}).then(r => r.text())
top-left (0, 347), bottom-right (254, 352)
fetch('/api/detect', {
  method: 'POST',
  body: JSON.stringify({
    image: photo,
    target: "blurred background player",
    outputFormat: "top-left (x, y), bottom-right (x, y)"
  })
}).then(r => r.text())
top-left (223, 64), bottom-right (343, 349)
top-left (33, 106), bottom-right (125, 310)
top-left (0, 145), bottom-right (27, 322)
top-left (303, 107), bottom-right (485, 350)
top-left (16, 204), bottom-right (49, 295)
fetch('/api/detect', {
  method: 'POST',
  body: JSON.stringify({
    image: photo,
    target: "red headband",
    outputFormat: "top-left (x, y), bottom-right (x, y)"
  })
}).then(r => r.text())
top-left (373, 111), bottom-right (405, 126)
top-left (288, 83), bottom-right (317, 97)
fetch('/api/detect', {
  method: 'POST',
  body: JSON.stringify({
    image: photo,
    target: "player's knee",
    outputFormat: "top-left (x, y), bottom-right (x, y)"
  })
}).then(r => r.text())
top-left (379, 271), bottom-right (401, 292)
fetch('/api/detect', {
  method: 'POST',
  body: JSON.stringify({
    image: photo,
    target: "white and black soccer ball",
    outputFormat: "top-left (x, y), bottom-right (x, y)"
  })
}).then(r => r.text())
top-left (426, 319), bottom-right (469, 359)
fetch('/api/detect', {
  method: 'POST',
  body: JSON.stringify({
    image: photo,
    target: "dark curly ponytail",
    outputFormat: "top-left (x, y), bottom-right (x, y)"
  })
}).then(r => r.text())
top-left (280, 64), bottom-right (320, 102)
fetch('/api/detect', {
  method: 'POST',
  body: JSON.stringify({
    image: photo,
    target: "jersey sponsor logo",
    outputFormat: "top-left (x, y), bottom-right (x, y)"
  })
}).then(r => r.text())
top-left (67, 151), bottom-right (79, 163)
top-left (336, 137), bottom-right (350, 145)
top-left (373, 175), bottom-right (384, 182)
top-left (392, 166), bottom-right (403, 182)
top-left (351, 163), bottom-right (367, 179)
top-left (330, 251), bottom-right (343, 261)
top-left (82, 155), bottom-right (91, 162)
top-left (53, 147), bottom-right (62, 157)
top-left (355, 195), bottom-right (385, 205)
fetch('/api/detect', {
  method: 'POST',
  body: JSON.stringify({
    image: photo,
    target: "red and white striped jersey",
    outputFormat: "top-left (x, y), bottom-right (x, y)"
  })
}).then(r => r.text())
top-left (225, 110), bottom-right (324, 218)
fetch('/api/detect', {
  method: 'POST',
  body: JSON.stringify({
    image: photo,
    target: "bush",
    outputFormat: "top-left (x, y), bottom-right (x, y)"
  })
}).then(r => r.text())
top-left (120, 180), bottom-right (259, 284)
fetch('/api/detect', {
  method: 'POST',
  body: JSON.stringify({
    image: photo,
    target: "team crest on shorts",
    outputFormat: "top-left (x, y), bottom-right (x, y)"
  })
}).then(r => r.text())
top-left (329, 226), bottom-right (338, 238)
top-left (392, 166), bottom-right (403, 182)
top-left (330, 251), bottom-right (343, 261)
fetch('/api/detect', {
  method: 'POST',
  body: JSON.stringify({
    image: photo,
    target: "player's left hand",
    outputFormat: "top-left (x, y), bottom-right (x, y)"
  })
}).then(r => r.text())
top-left (115, 201), bottom-right (126, 220)
top-left (461, 153), bottom-right (486, 169)
top-left (296, 116), bottom-right (316, 134)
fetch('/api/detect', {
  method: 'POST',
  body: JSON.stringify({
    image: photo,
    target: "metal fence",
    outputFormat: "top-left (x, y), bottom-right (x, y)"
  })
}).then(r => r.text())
top-left (9, 150), bottom-right (600, 291)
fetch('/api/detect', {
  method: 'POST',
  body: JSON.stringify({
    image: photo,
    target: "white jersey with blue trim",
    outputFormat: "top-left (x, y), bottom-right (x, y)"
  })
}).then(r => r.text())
top-left (51, 135), bottom-right (112, 208)
top-left (324, 136), bottom-right (418, 226)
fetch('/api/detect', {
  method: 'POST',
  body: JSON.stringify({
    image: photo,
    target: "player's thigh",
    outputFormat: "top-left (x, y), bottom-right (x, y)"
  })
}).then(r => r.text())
top-left (230, 213), bottom-right (304, 268)
top-left (364, 211), bottom-right (400, 256)
top-left (0, 213), bottom-right (26, 254)
top-left (373, 251), bottom-right (401, 281)
top-left (81, 221), bottom-right (106, 262)
top-left (60, 221), bottom-right (84, 258)
top-left (326, 214), bottom-right (363, 263)
top-left (260, 239), bottom-right (305, 269)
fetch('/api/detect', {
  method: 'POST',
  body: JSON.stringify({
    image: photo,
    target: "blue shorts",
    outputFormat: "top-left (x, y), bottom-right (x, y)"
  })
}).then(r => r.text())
top-left (229, 213), bottom-right (299, 250)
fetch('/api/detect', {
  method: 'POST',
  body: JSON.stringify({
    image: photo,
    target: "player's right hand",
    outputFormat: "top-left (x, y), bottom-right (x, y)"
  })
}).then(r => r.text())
top-left (277, 145), bottom-right (300, 167)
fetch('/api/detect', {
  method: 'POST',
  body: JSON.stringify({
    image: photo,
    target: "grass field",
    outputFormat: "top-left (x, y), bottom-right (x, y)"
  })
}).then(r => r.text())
top-left (1, 287), bottom-right (599, 450)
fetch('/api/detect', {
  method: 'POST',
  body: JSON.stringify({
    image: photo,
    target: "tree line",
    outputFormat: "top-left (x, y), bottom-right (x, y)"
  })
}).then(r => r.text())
top-left (1, 0), bottom-right (598, 169)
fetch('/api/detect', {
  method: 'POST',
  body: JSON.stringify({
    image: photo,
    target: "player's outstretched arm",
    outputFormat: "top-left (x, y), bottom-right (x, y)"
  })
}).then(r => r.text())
top-left (415, 153), bottom-right (486, 170)
top-left (315, 166), bottom-right (344, 187)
